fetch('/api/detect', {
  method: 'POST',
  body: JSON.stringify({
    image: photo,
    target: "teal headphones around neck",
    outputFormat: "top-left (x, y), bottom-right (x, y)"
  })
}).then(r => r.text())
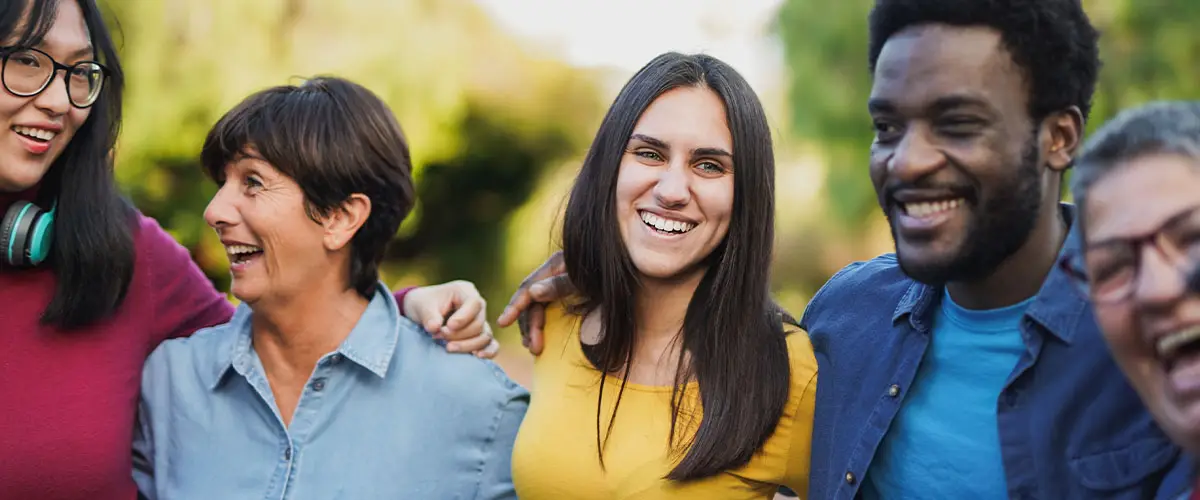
top-left (2, 199), bottom-right (56, 267)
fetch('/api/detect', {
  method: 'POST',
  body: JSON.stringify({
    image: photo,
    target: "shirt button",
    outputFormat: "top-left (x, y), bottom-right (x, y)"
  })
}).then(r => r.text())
top-left (887, 384), bottom-right (901, 397)
top-left (284, 447), bottom-right (292, 460)
top-left (330, 354), bottom-right (343, 364)
top-left (845, 471), bottom-right (856, 484)
top-left (311, 378), bottom-right (327, 392)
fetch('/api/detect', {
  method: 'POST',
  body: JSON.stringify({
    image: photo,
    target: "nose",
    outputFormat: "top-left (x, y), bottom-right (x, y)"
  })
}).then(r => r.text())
top-left (203, 183), bottom-right (238, 232)
top-left (652, 159), bottom-right (692, 209)
top-left (1132, 245), bottom-right (1187, 314)
top-left (31, 69), bottom-right (72, 116)
top-left (887, 127), bottom-right (945, 183)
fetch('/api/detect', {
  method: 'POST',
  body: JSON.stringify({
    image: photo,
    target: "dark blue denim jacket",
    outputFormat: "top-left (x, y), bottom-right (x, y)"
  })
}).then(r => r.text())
top-left (801, 204), bottom-right (1193, 499)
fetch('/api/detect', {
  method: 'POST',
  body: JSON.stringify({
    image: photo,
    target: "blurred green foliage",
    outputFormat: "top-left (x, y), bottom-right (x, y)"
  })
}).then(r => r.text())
top-left (96, 0), bottom-right (1199, 369)
top-left (763, 0), bottom-right (1200, 308)
top-left (776, 0), bottom-right (1200, 236)
top-left (103, 0), bottom-right (606, 306)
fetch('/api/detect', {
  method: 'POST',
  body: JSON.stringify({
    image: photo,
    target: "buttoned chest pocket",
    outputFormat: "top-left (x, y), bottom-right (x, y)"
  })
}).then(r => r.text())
top-left (1068, 436), bottom-right (1179, 498)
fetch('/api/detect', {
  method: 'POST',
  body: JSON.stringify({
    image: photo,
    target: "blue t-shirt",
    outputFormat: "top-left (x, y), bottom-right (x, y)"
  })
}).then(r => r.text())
top-left (862, 289), bottom-right (1032, 499)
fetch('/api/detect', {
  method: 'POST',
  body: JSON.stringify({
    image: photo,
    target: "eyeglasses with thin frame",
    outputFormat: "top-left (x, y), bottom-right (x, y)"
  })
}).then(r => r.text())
top-left (0, 46), bottom-right (108, 109)
top-left (1061, 204), bottom-right (1200, 304)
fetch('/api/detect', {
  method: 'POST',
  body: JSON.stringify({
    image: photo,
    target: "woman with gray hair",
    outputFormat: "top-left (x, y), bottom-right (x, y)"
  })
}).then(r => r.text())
top-left (1063, 100), bottom-right (1200, 497)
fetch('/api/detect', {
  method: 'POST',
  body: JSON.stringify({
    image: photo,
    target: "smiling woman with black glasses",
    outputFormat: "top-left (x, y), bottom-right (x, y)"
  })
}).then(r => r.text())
top-left (1068, 100), bottom-right (1200, 498)
top-left (0, 2), bottom-right (498, 499)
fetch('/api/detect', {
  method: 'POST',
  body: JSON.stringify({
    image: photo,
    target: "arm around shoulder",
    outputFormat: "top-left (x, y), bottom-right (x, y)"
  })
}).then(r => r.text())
top-left (139, 215), bottom-right (233, 347)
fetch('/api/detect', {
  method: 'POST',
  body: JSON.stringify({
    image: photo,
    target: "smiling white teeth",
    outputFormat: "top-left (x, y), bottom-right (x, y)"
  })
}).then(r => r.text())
top-left (1156, 325), bottom-right (1200, 358)
top-left (225, 244), bottom-right (263, 255)
top-left (640, 211), bottom-right (696, 234)
top-left (904, 198), bottom-right (963, 218)
top-left (12, 126), bottom-right (56, 141)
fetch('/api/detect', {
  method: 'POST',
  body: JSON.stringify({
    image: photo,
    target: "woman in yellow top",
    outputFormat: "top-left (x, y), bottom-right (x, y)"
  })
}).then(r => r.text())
top-left (509, 51), bottom-right (818, 499)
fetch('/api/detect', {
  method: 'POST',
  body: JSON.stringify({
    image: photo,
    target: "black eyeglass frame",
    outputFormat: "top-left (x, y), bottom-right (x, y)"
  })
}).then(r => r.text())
top-left (0, 45), bottom-right (109, 109)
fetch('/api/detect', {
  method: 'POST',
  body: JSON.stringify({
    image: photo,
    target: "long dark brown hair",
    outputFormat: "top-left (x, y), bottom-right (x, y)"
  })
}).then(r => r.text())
top-left (1, 0), bottom-right (134, 329)
top-left (560, 52), bottom-right (791, 481)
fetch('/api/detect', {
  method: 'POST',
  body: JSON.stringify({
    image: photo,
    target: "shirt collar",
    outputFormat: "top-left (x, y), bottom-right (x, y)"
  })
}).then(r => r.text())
top-left (335, 283), bottom-right (403, 378)
top-left (892, 203), bottom-right (1089, 344)
top-left (205, 282), bottom-right (403, 390)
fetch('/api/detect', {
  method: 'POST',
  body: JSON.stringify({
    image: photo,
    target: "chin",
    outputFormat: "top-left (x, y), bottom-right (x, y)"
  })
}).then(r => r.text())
top-left (896, 252), bottom-right (958, 285)
top-left (229, 283), bottom-right (262, 305)
top-left (895, 237), bottom-right (971, 283)
top-left (0, 163), bottom-right (51, 192)
top-left (637, 267), bottom-right (688, 281)
top-left (1164, 407), bottom-right (1200, 457)
top-left (630, 255), bottom-right (703, 282)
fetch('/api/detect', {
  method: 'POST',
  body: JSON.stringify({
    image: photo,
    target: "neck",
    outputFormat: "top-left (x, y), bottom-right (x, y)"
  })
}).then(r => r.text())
top-left (634, 269), bottom-right (705, 343)
top-left (250, 283), bottom-right (370, 376)
top-left (947, 203), bottom-right (1067, 310)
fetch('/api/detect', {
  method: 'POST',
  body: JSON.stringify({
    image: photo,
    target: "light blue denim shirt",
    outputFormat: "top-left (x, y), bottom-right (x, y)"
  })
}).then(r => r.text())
top-left (132, 282), bottom-right (529, 500)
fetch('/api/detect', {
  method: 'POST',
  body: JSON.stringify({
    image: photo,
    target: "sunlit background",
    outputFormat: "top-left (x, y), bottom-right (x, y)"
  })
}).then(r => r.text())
top-left (108, 0), bottom-right (1200, 385)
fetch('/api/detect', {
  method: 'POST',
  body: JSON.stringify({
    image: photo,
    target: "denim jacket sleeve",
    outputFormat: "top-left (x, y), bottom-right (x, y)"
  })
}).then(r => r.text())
top-left (1156, 453), bottom-right (1194, 500)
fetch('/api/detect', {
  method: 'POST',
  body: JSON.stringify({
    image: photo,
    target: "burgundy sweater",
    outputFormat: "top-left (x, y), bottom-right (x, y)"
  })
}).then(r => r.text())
top-left (0, 190), bottom-right (411, 500)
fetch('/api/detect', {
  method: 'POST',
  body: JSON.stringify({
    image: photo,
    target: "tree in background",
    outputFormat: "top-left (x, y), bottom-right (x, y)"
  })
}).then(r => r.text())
top-left (103, 0), bottom-right (606, 301)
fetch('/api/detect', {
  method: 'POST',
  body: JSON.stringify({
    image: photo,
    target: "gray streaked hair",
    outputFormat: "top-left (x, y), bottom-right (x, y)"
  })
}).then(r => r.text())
top-left (1072, 101), bottom-right (1200, 221)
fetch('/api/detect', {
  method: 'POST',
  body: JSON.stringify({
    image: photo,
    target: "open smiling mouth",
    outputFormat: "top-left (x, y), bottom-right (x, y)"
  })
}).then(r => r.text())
top-left (13, 125), bottom-right (56, 143)
top-left (899, 198), bottom-right (964, 218)
top-left (1157, 325), bottom-right (1200, 375)
top-left (889, 196), bottom-right (969, 233)
top-left (12, 125), bottom-right (56, 154)
top-left (639, 210), bottom-right (696, 236)
top-left (226, 244), bottom-right (264, 265)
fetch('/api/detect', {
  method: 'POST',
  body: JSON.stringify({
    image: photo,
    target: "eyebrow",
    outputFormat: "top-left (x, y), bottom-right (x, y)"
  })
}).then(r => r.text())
top-left (928, 95), bottom-right (992, 115)
top-left (867, 98), bottom-right (895, 114)
top-left (630, 133), bottom-right (668, 150)
top-left (36, 44), bottom-right (95, 61)
top-left (1088, 204), bottom-right (1200, 248)
top-left (628, 133), bottom-right (732, 159)
top-left (868, 94), bottom-right (994, 115)
top-left (66, 45), bottom-right (95, 61)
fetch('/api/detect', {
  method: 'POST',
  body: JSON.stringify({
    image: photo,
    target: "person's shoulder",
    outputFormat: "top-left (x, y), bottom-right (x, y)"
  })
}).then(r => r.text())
top-left (540, 300), bottom-right (583, 351)
top-left (736, 323), bottom-right (818, 489)
top-left (142, 315), bottom-right (241, 388)
top-left (393, 314), bottom-right (529, 408)
top-left (801, 253), bottom-right (912, 325)
top-left (127, 209), bottom-right (204, 281)
top-left (129, 211), bottom-right (188, 256)
top-left (782, 326), bottom-right (818, 393)
top-left (821, 253), bottom-right (908, 290)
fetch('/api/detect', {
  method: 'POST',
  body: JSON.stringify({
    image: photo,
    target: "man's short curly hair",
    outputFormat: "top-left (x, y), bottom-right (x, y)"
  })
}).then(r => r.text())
top-left (867, 0), bottom-right (1101, 123)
